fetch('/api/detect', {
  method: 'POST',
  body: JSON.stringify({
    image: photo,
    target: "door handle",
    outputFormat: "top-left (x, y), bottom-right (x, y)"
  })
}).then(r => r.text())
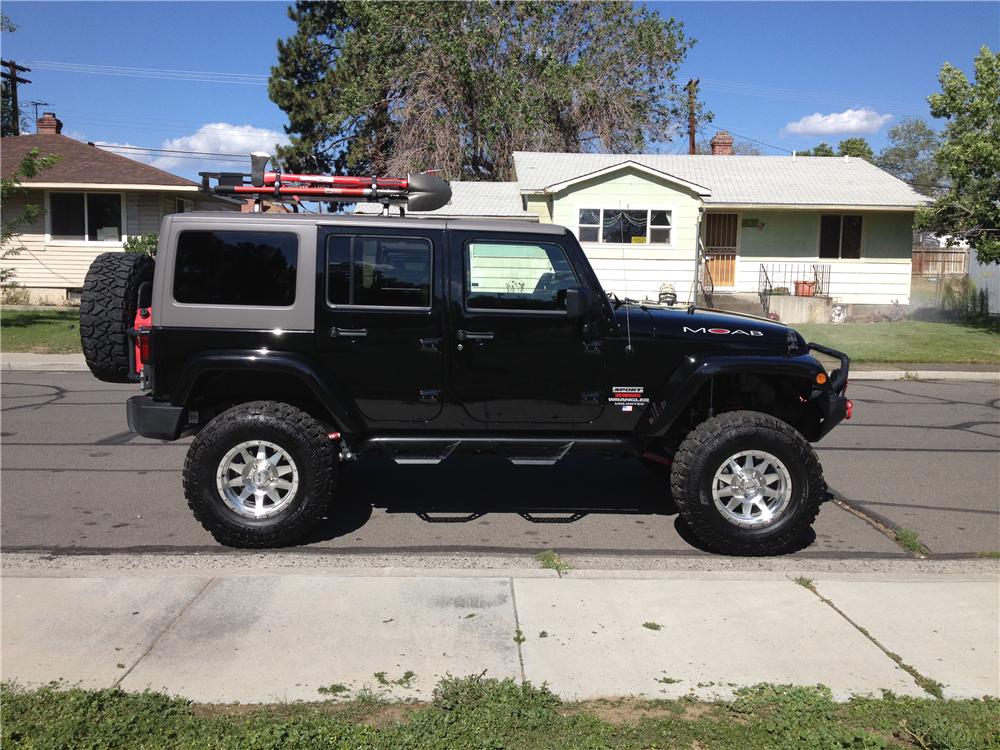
top-left (330, 327), bottom-right (368, 338)
top-left (456, 330), bottom-right (494, 341)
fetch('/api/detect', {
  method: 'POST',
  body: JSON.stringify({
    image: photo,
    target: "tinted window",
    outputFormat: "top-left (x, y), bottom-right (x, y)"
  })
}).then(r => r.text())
top-left (325, 235), bottom-right (432, 308)
top-left (174, 230), bottom-right (298, 306)
top-left (841, 215), bottom-right (862, 259)
top-left (87, 193), bottom-right (122, 241)
top-left (819, 215), bottom-right (841, 259)
top-left (466, 241), bottom-right (579, 311)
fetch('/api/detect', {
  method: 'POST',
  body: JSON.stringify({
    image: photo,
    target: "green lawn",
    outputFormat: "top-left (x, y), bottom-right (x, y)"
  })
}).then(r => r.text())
top-left (796, 320), bottom-right (1000, 364)
top-left (0, 308), bottom-right (82, 353)
top-left (3, 678), bottom-right (997, 750)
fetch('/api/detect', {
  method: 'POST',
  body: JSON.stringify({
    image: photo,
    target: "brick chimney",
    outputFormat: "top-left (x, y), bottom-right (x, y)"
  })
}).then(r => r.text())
top-left (710, 130), bottom-right (734, 156)
top-left (36, 112), bottom-right (63, 135)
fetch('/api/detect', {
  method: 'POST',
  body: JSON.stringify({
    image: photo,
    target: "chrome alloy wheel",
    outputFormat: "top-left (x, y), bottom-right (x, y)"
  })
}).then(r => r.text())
top-left (711, 450), bottom-right (792, 528)
top-left (216, 440), bottom-right (299, 519)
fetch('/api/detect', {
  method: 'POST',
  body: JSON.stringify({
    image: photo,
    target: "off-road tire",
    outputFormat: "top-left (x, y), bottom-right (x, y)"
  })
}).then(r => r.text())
top-left (79, 252), bottom-right (154, 383)
top-left (671, 411), bottom-right (824, 556)
top-left (183, 401), bottom-right (336, 548)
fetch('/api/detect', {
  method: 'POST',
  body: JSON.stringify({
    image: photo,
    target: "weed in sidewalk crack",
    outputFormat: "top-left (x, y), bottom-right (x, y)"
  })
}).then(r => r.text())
top-left (538, 631), bottom-right (549, 638)
top-left (794, 577), bottom-right (816, 592)
top-left (797, 581), bottom-right (944, 698)
top-left (317, 683), bottom-right (349, 696)
top-left (975, 551), bottom-right (1000, 559)
top-left (513, 629), bottom-right (526, 644)
top-left (373, 671), bottom-right (416, 689)
top-left (642, 622), bottom-right (663, 631)
top-left (656, 676), bottom-right (681, 684)
top-left (535, 550), bottom-right (571, 576)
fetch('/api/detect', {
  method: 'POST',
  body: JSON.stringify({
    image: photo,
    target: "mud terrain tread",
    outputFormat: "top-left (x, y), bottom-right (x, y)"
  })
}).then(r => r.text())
top-left (670, 410), bottom-right (824, 556)
top-left (79, 252), bottom-right (154, 383)
top-left (182, 401), bottom-right (336, 548)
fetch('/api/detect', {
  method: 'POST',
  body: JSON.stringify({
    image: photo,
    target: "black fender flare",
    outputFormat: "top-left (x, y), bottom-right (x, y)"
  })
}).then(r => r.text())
top-left (640, 352), bottom-right (825, 438)
top-left (171, 350), bottom-right (362, 435)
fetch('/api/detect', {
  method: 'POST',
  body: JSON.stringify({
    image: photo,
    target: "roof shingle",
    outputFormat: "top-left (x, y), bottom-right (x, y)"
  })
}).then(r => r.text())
top-left (1, 133), bottom-right (198, 187)
top-left (512, 151), bottom-right (927, 208)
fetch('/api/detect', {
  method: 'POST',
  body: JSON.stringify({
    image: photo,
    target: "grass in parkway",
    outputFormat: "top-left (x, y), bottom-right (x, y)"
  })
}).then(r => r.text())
top-left (795, 320), bottom-right (1000, 364)
top-left (0, 308), bottom-right (81, 353)
top-left (3, 676), bottom-right (998, 749)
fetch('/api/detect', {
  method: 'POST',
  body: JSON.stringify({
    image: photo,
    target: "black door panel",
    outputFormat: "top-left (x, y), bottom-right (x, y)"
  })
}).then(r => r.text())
top-left (316, 228), bottom-right (445, 424)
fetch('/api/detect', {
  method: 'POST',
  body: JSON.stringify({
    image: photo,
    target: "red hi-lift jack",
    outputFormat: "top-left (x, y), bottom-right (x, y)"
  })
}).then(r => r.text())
top-left (199, 152), bottom-right (452, 216)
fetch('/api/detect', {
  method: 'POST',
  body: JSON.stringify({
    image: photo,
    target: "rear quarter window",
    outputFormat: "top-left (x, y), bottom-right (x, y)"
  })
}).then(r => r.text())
top-left (173, 230), bottom-right (298, 306)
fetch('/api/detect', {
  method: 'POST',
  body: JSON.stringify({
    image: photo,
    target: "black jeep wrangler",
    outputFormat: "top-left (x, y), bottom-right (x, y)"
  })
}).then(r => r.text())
top-left (80, 166), bottom-right (849, 555)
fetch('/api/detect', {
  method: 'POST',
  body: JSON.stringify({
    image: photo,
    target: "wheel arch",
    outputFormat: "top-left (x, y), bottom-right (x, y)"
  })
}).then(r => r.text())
top-left (644, 353), bottom-right (825, 441)
top-left (171, 352), bottom-right (361, 435)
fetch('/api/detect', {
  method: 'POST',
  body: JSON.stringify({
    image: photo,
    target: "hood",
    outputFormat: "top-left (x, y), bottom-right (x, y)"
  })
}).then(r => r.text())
top-left (614, 303), bottom-right (803, 352)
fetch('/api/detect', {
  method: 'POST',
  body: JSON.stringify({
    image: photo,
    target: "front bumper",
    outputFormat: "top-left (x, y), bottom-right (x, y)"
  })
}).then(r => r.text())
top-left (126, 395), bottom-right (186, 440)
top-left (807, 342), bottom-right (851, 439)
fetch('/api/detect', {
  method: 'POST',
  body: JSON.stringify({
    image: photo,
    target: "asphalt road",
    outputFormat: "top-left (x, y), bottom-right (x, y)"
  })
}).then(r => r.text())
top-left (2, 372), bottom-right (997, 558)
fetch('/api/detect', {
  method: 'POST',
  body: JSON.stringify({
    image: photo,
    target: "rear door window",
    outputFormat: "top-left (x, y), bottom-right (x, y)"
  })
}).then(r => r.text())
top-left (326, 235), bottom-right (432, 309)
top-left (174, 230), bottom-right (298, 306)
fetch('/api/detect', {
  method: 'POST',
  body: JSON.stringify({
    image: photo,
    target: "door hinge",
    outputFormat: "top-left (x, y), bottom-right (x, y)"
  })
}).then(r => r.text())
top-left (419, 388), bottom-right (441, 404)
top-left (419, 337), bottom-right (441, 353)
top-left (581, 390), bottom-right (602, 404)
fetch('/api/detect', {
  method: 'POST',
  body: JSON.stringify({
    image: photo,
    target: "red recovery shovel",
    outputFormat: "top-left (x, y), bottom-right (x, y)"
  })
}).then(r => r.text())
top-left (199, 152), bottom-right (452, 214)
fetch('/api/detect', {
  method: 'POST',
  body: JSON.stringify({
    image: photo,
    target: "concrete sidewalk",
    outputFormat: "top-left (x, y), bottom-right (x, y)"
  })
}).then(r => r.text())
top-left (3, 352), bottom-right (998, 380)
top-left (2, 566), bottom-right (997, 703)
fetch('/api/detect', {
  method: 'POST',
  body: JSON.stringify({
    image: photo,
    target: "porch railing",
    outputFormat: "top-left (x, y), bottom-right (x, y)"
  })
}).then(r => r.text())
top-left (758, 263), bottom-right (831, 299)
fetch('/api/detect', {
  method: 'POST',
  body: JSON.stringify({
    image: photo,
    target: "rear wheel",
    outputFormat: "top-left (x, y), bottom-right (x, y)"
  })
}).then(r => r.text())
top-left (670, 411), bottom-right (824, 555)
top-left (183, 401), bottom-right (335, 548)
top-left (80, 252), bottom-right (154, 383)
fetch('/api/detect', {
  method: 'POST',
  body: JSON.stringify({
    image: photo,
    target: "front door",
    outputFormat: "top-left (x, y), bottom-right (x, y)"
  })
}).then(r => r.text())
top-left (448, 231), bottom-right (605, 425)
top-left (704, 213), bottom-right (739, 288)
top-left (316, 226), bottom-right (445, 423)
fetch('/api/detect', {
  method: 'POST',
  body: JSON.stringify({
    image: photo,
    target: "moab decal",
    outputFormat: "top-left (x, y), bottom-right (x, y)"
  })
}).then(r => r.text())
top-left (682, 326), bottom-right (763, 336)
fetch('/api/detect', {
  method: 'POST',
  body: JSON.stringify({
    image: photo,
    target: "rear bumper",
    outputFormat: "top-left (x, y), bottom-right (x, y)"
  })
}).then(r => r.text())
top-left (126, 395), bottom-right (186, 440)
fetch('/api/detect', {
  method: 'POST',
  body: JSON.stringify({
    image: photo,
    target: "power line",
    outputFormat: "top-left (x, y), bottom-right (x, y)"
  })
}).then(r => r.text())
top-left (700, 78), bottom-right (921, 112)
top-left (29, 60), bottom-right (268, 85)
top-left (98, 144), bottom-right (259, 158)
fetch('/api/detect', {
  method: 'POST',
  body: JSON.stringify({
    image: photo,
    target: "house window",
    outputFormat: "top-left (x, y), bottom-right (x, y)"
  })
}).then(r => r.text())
top-left (176, 198), bottom-right (194, 213)
top-left (326, 235), bottom-right (432, 309)
top-left (577, 208), bottom-right (671, 244)
top-left (174, 230), bottom-right (298, 306)
top-left (819, 215), bottom-right (862, 259)
top-left (49, 192), bottom-right (122, 242)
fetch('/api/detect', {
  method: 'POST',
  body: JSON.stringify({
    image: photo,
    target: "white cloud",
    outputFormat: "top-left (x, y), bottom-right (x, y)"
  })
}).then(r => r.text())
top-left (782, 108), bottom-right (892, 137)
top-left (150, 122), bottom-right (289, 172)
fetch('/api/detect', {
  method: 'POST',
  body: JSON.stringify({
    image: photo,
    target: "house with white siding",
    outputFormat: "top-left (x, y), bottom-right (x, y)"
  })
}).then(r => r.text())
top-left (361, 132), bottom-right (927, 311)
top-left (1, 112), bottom-right (237, 304)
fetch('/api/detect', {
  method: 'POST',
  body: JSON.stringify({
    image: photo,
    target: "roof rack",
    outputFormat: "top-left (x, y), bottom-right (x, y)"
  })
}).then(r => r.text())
top-left (199, 152), bottom-right (452, 215)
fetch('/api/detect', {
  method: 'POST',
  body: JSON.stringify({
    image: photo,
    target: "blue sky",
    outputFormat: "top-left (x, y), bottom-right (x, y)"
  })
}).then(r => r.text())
top-left (2, 1), bottom-right (996, 179)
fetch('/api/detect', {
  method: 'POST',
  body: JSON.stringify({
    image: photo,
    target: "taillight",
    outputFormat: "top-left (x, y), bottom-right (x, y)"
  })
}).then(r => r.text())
top-left (138, 330), bottom-right (151, 364)
top-left (845, 399), bottom-right (853, 420)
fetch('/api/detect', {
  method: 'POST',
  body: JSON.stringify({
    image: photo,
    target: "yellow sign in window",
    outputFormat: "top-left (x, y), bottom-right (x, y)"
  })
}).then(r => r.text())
top-left (631, 236), bottom-right (647, 244)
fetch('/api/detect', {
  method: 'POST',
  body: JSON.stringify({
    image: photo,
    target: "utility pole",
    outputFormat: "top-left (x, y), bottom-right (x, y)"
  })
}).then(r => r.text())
top-left (1, 59), bottom-right (32, 136)
top-left (686, 78), bottom-right (699, 155)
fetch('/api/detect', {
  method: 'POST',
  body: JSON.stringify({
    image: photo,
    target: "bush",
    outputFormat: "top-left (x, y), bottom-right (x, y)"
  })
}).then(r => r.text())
top-left (123, 234), bottom-right (158, 259)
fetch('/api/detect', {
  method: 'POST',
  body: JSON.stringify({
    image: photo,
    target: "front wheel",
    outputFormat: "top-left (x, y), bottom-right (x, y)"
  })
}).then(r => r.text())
top-left (182, 401), bottom-right (335, 548)
top-left (670, 411), bottom-right (824, 555)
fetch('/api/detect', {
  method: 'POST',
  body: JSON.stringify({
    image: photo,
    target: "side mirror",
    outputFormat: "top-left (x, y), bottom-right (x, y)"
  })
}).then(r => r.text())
top-left (565, 287), bottom-right (593, 319)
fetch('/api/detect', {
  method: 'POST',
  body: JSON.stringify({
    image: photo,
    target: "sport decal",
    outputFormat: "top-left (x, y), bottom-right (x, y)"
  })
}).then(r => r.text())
top-left (609, 386), bottom-right (650, 412)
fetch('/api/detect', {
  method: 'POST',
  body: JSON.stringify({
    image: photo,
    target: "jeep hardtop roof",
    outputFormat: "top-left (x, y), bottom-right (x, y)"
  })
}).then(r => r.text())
top-left (166, 211), bottom-right (568, 236)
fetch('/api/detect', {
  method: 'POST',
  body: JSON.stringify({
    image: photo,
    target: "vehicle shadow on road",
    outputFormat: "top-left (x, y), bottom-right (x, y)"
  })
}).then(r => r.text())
top-left (302, 453), bottom-right (680, 544)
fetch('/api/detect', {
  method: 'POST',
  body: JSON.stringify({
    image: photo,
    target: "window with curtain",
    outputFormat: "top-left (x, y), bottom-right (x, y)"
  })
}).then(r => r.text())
top-left (577, 208), bottom-right (671, 244)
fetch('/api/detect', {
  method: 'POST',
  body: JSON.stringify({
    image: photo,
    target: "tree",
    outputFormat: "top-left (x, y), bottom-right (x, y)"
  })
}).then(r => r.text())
top-left (269, 1), bottom-right (703, 180)
top-left (1, 148), bottom-right (60, 289)
top-left (876, 117), bottom-right (943, 196)
top-left (916, 46), bottom-right (1000, 264)
top-left (802, 142), bottom-right (835, 157)
top-left (837, 137), bottom-right (874, 161)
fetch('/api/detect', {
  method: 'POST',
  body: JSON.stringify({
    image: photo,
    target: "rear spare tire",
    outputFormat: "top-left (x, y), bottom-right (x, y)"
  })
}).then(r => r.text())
top-left (80, 252), bottom-right (154, 382)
